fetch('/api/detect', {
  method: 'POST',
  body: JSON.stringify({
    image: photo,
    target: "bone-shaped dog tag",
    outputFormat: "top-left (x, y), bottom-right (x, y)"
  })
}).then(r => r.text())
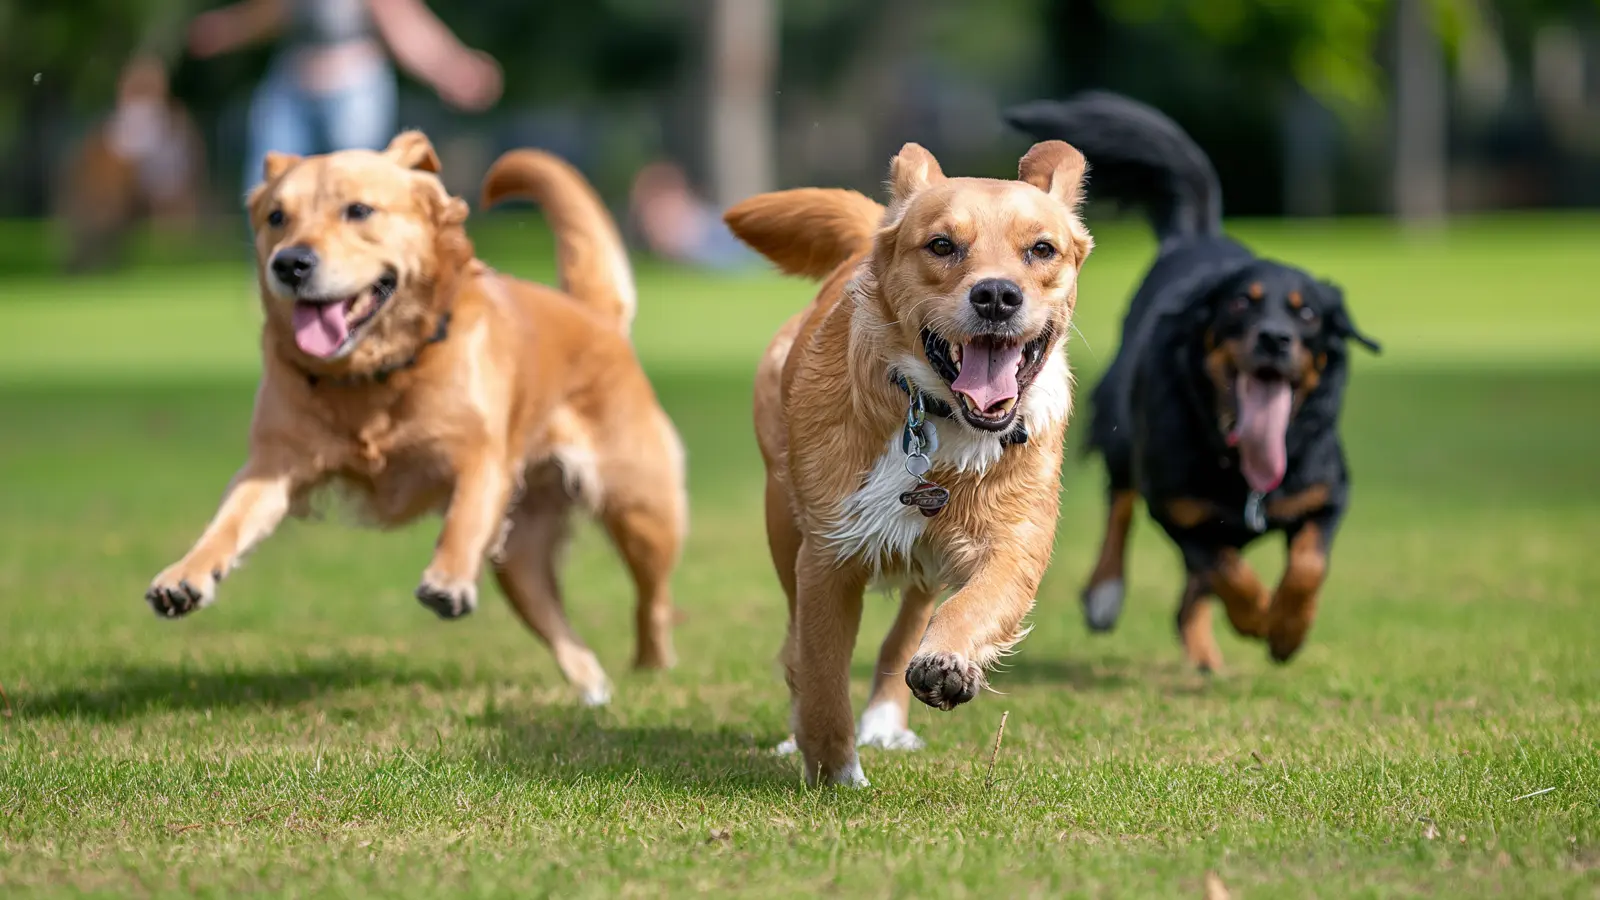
top-left (899, 481), bottom-right (950, 517)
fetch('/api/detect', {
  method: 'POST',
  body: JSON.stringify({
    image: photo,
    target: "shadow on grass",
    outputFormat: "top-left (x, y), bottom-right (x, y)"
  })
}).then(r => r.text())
top-left (15, 655), bottom-right (798, 792)
top-left (474, 704), bottom-right (796, 793)
top-left (12, 655), bottom-right (468, 722)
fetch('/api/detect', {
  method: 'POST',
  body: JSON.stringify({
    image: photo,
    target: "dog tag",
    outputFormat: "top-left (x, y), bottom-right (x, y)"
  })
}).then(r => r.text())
top-left (899, 480), bottom-right (950, 517)
top-left (1244, 491), bottom-right (1267, 533)
top-left (905, 453), bottom-right (932, 478)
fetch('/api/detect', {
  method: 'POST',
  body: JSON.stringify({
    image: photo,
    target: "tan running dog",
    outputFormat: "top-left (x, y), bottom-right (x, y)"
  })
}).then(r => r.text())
top-left (725, 141), bottom-right (1093, 786)
top-left (145, 133), bottom-right (685, 705)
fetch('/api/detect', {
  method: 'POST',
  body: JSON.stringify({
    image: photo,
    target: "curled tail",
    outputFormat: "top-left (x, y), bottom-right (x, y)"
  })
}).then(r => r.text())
top-left (723, 188), bottom-right (886, 280)
top-left (482, 149), bottom-right (637, 332)
top-left (1006, 91), bottom-right (1222, 243)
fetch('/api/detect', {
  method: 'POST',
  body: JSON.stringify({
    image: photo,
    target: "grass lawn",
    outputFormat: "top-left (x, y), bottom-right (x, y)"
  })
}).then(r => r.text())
top-left (2, 214), bottom-right (1598, 897)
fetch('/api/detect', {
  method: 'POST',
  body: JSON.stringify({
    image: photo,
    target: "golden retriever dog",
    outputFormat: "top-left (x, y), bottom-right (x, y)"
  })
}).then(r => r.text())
top-left (724, 141), bottom-right (1093, 786)
top-left (145, 133), bottom-right (685, 705)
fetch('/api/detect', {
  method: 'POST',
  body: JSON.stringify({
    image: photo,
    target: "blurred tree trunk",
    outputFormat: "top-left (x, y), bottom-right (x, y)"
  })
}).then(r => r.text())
top-left (1392, 0), bottom-right (1448, 225)
top-left (702, 0), bottom-right (777, 209)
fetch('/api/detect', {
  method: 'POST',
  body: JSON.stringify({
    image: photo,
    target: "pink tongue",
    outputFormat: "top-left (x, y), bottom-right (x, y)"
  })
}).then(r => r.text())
top-left (1231, 373), bottom-right (1291, 493)
top-left (292, 301), bottom-right (350, 358)
top-left (950, 341), bottom-right (1024, 414)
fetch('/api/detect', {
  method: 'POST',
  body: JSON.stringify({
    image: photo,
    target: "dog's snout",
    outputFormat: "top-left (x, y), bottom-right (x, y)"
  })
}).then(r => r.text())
top-left (969, 278), bottom-right (1024, 322)
top-left (271, 246), bottom-right (318, 289)
top-left (1255, 326), bottom-right (1294, 358)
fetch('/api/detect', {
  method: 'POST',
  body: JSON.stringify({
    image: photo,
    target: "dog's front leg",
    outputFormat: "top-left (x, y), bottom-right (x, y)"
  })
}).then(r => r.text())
top-left (791, 540), bottom-right (870, 787)
top-left (417, 450), bottom-right (513, 619)
top-left (146, 460), bottom-right (303, 617)
top-left (1264, 520), bottom-right (1331, 662)
top-left (905, 528), bottom-right (1050, 711)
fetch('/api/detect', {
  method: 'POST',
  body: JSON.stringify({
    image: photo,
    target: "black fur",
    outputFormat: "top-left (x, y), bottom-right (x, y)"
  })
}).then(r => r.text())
top-left (1007, 92), bottom-right (1380, 658)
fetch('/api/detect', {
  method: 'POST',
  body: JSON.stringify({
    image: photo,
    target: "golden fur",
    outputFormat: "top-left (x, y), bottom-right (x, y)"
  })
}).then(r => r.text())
top-left (146, 133), bottom-right (685, 705)
top-left (726, 141), bottom-right (1092, 786)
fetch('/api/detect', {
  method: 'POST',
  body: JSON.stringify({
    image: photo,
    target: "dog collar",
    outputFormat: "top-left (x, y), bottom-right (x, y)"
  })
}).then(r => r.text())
top-left (887, 371), bottom-right (1029, 448)
top-left (302, 312), bottom-right (452, 388)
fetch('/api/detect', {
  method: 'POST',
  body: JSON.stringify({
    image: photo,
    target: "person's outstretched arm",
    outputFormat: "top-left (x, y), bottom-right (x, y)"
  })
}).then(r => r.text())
top-left (365, 0), bottom-right (502, 111)
top-left (188, 0), bottom-right (287, 58)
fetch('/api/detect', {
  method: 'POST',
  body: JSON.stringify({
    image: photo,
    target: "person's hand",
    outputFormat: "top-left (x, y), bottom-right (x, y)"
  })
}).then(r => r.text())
top-left (187, 12), bottom-right (235, 59)
top-left (433, 49), bottom-right (502, 112)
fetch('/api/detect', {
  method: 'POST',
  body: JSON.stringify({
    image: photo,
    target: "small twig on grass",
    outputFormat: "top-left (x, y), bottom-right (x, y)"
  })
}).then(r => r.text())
top-left (1511, 787), bottom-right (1556, 802)
top-left (1250, 749), bottom-right (1266, 768)
top-left (0, 679), bottom-right (12, 718)
top-left (984, 710), bottom-right (1010, 789)
top-left (167, 801), bottom-right (286, 835)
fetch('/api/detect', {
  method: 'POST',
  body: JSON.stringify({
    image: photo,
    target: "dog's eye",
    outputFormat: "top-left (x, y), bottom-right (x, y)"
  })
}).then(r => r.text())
top-left (266, 209), bottom-right (286, 228)
top-left (1229, 296), bottom-right (1249, 314)
top-left (1298, 306), bottom-right (1320, 324)
top-left (926, 237), bottom-right (956, 257)
top-left (1029, 241), bottom-right (1057, 260)
top-left (344, 203), bottom-right (374, 222)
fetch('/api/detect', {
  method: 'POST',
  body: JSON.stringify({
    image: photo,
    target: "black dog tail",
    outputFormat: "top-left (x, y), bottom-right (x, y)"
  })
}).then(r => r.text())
top-left (1006, 91), bottom-right (1222, 243)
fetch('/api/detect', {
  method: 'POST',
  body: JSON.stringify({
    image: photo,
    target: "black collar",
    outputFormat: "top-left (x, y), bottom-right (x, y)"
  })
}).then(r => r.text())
top-left (888, 370), bottom-right (1028, 447)
top-left (303, 313), bottom-right (452, 388)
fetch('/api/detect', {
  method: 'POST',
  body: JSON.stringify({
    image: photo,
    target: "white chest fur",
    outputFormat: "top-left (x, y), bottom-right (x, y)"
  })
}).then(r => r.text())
top-left (821, 344), bottom-right (1071, 579)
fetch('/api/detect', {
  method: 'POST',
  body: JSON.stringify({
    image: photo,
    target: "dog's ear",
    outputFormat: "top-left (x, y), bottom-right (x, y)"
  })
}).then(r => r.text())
top-left (1018, 140), bottom-right (1087, 208)
top-left (384, 131), bottom-right (442, 173)
top-left (887, 143), bottom-right (945, 214)
top-left (262, 151), bottom-right (300, 183)
top-left (1319, 280), bottom-right (1381, 354)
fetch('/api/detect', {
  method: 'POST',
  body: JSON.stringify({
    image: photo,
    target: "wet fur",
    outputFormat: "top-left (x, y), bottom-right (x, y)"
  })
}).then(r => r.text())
top-left (146, 133), bottom-right (686, 704)
top-left (727, 140), bottom-right (1092, 786)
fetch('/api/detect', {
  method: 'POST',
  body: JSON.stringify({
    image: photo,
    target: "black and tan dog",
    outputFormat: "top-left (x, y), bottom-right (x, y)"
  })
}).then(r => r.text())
top-left (1007, 92), bottom-right (1380, 668)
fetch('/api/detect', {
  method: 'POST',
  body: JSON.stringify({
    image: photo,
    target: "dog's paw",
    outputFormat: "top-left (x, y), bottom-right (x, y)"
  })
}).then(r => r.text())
top-left (906, 651), bottom-right (982, 711)
top-left (773, 735), bottom-right (799, 756)
top-left (855, 701), bottom-right (924, 750)
top-left (416, 572), bottom-right (478, 620)
top-left (146, 565), bottom-right (219, 618)
top-left (1267, 619), bottom-right (1311, 664)
top-left (803, 754), bottom-right (871, 789)
top-left (1082, 578), bottom-right (1125, 632)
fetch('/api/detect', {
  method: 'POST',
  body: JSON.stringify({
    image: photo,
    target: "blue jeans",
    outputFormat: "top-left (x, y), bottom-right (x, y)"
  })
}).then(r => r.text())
top-left (243, 53), bottom-right (397, 192)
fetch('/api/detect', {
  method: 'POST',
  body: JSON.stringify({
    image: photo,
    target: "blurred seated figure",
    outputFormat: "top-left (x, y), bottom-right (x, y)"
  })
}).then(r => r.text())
top-left (629, 161), bottom-right (752, 270)
top-left (56, 56), bottom-right (207, 272)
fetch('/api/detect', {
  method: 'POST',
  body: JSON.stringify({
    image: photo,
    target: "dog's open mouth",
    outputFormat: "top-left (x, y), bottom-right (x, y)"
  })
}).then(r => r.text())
top-left (922, 326), bottom-right (1053, 432)
top-left (291, 272), bottom-right (398, 359)
top-left (1224, 364), bottom-right (1294, 494)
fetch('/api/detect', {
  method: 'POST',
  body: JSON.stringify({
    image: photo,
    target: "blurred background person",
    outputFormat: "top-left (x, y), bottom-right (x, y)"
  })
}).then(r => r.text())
top-left (56, 54), bottom-right (207, 272)
top-left (629, 160), bottom-right (753, 270)
top-left (185, 0), bottom-right (503, 191)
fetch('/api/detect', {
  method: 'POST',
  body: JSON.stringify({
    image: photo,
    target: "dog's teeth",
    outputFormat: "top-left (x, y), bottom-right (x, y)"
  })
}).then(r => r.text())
top-left (951, 346), bottom-right (962, 369)
top-left (996, 398), bottom-right (1017, 414)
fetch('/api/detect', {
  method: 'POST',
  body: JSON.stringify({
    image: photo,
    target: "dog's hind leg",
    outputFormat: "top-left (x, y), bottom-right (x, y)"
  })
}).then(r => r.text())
top-left (493, 488), bottom-right (613, 706)
top-left (856, 582), bottom-right (938, 750)
top-left (1175, 572), bottom-right (1223, 672)
top-left (765, 473), bottom-right (806, 756)
top-left (1082, 488), bottom-right (1136, 632)
top-left (599, 485), bottom-right (683, 673)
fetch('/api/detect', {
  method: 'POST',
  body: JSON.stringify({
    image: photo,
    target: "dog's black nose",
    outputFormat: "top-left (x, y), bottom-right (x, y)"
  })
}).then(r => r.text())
top-left (1255, 326), bottom-right (1294, 358)
top-left (969, 278), bottom-right (1024, 322)
top-left (270, 246), bottom-right (318, 289)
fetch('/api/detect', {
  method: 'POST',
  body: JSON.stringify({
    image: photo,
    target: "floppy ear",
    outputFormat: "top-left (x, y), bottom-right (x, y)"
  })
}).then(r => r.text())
top-left (384, 130), bottom-right (442, 173)
top-left (262, 151), bottom-right (300, 183)
top-left (1318, 281), bottom-right (1382, 354)
top-left (1018, 140), bottom-right (1087, 207)
top-left (887, 143), bottom-right (945, 215)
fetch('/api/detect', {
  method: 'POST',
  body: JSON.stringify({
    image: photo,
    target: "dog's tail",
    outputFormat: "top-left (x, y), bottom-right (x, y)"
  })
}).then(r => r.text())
top-left (482, 149), bottom-right (638, 333)
top-left (1006, 91), bottom-right (1222, 243)
top-left (723, 189), bottom-right (886, 280)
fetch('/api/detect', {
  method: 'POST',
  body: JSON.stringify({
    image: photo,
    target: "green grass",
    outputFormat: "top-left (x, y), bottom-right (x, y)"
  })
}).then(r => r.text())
top-left (2, 214), bottom-right (1598, 898)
